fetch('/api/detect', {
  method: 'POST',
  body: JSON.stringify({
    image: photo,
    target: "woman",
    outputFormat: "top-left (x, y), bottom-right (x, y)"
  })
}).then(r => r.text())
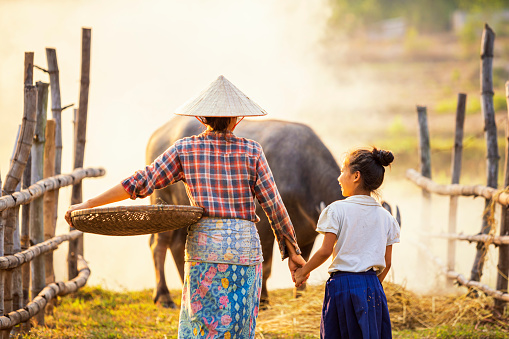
top-left (65, 75), bottom-right (306, 338)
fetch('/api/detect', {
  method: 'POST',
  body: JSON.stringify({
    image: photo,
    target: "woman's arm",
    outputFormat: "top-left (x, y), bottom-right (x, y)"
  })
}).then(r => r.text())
top-left (64, 184), bottom-right (130, 226)
top-left (253, 150), bottom-right (301, 260)
top-left (377, 245), bottom-right (393, 283)
top-left (284, 238), bottom-right (306, 281)
top-left (294, 232), bottom-right (336, 287)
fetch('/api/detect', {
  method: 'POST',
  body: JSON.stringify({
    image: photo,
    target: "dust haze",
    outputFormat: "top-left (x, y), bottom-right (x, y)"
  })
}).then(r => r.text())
top-left (0, 0), bottom-right (493, 295)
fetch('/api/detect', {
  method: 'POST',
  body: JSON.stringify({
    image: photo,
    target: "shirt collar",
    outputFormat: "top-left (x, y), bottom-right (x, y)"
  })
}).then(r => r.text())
top-left (343, 195), bottom-right (380, 206)
top-left (202, 130), bottom-right (234, 137)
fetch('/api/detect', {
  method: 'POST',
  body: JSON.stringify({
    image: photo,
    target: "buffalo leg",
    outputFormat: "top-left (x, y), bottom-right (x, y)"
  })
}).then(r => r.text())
top-left (260, 233), bottom-right (275, 308)
top-left (150, 233), bottom-right (177, 309)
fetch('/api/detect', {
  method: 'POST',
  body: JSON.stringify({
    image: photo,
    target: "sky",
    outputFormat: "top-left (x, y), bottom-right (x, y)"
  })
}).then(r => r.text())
top-left (0, 0), bottom-right (500, 295)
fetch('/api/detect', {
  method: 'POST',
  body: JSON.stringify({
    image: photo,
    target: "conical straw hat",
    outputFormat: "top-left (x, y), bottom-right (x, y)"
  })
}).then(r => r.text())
top-left (175, 75), bottom-right (268, 117)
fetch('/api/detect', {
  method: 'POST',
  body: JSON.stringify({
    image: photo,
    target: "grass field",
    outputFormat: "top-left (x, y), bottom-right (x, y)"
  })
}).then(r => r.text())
top-left (18, 282), bottom-right (509, 339)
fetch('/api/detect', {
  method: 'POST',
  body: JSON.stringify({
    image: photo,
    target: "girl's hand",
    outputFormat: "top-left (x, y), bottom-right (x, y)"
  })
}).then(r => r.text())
top-left (288, 254), bottom-right (306, 282)
top-left (294, 267), bottom-right (309, 287)
top-left (65, 202), bottom-right (90, 227)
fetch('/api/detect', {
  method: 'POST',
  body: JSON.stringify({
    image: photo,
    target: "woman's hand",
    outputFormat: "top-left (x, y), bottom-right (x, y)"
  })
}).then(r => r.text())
top-left (65, 202), bottom-right (90, 227)
top-left (288, 254), bottom-right (306, 282)
top-left (294, 267), bottom-right (309, 287)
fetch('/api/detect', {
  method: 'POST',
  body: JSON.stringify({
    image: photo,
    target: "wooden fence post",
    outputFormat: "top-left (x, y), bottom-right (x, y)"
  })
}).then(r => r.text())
top-left (69, 27), bottom-right (91, 280)
top-left (43, 120), bottom-right (56, 286)
top-left (20, 155), bottom-right (31, 332)
top-left (30, 81), bottom-right (49, 325)
top-left (46, 49), bottom-right (63, 279)
top-left (417, 105), bottom-right (432, 236)
top-left (447, 93), bottom-right (467, 288)
top-left (471, 24), bottom-right (499, 283)
top-left (1, 84), bottom-right (37, 337)
top-left (447, 93), bottom-right (467, 287)
top-left (495, 81), bottom-right (509, 314)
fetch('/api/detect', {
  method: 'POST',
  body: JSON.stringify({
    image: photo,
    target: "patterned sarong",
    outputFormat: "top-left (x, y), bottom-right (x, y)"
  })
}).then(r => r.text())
top-left (178, 262), bottom-right (262, 338)
top-left (178, 218), bottom-right (263, 339)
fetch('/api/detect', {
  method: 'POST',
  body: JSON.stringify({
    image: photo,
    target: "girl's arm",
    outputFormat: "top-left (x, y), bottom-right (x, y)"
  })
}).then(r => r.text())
top-left (294, 232), bottom-right (336, 287)
top-left (64, 184), bottom-right (131, 226)
top-left (377, 245), bottom-right (393, 283)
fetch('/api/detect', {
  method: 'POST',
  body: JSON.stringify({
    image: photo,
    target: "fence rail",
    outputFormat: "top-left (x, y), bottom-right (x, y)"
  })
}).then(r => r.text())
top-left (430, 233), bottom-right (509, 245)
top-left (0, 167), bottom-right (104, 212)
top-left (0, 255), bottom-right (90, 330)
top-left (406, 169), bottom-right (509, 204)
top-left (414, 241), bottom-right (509, 302)
top-left (0, 230), bottom-right (82, 270)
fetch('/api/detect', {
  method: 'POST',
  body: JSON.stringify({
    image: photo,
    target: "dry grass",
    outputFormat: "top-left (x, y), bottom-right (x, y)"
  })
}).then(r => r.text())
top-left (256, 282), bottom-right (509, 338)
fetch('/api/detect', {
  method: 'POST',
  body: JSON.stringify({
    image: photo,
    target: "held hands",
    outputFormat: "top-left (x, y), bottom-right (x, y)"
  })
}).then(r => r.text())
top-left (288, 254), bottom-right (309, 285)
top-left (294, 267), bottom-right (309, 287)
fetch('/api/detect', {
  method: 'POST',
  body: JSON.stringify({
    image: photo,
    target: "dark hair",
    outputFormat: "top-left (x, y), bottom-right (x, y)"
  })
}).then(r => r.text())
top-left (201, 117), bottom-right (234, 132)
top-left (345, 147), bottom-right (394, 192)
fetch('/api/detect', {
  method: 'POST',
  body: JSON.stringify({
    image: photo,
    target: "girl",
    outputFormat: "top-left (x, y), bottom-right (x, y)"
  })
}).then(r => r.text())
top-left (294, 147), bottom-right (400, 339)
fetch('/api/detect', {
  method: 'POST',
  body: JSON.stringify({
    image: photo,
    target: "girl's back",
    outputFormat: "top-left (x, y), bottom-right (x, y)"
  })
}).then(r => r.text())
top-left (318, 195), bottom-right (400, 275)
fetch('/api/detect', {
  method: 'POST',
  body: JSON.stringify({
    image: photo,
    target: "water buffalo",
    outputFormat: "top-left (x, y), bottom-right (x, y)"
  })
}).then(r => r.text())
top-left (146, 115), bottom-right (345, 308)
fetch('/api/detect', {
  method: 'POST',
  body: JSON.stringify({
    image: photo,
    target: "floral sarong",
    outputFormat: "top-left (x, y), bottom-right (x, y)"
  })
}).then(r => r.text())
top-left (178, 218), bottom-right (264, 339)
top-left (178, 261), bottom-right (263, 339)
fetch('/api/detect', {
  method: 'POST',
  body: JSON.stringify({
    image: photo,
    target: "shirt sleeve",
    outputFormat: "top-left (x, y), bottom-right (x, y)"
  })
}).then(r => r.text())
top-left (121, 144), bottom-right (184, 199)
top-left (253, 150), bottom-right (301, 260)
top-left (387, 216), bottom-right (401, 246)
top-left (316, 204), bottom-right (341, 235)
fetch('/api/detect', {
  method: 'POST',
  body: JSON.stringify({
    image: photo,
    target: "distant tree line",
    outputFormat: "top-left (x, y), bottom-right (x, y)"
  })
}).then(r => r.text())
top-left (328, 0), bottom-right (509, 33)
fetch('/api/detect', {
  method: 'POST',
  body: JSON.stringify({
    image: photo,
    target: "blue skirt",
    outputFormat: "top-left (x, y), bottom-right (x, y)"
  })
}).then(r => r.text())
top-left (320, 270), bottom-right (392, 339)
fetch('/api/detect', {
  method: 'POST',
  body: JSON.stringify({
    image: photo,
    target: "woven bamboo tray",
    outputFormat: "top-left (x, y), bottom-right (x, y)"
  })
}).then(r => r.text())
top-left (71, 205), bottom-right (204, 236)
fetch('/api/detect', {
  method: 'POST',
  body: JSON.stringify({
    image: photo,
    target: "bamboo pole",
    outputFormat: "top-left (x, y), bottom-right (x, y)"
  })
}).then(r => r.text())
top-left (431, 232), bottom-right (509, 245)
top-left (0, 255), bottom-right (90, 330)
top-left (69, 28), bottom-right (91, 280)
top-left (9, 131), bottom-right (23, 336)
top-left (0, 230), bottom-right (82, 270)
top-left (405, 169), bottom-right (509, 203)
top-left (471, 24), bottom-right (498, 283)
top-left (1, 55), bottom-right (37, 337)
top-left (414, 240), bottom-right (509, 301)
top-left (30, 82), bottom-right (49, 325)
top-left (22, 53), bottom-right (34, 320)
top-left (417, 106), bottom-right (432, 235)
top-left (495, 81), bottom-right (509, 313)
top-left (45, 49), bottom-right (63, 178)
top-left (447, 93), bottom-right (467, 288)
top-left (46, 50), bottom-right (63, 283)
top-left (43, 120), bottom-right (56, 286)
top-left (0, 167), bottom-right (105, 212)
top-left (20, 155), bottom-right (30, 332)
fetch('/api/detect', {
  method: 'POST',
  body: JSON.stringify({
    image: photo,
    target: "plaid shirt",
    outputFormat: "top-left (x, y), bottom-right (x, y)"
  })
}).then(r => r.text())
top-left (121, 130), bottom-right (301, 259)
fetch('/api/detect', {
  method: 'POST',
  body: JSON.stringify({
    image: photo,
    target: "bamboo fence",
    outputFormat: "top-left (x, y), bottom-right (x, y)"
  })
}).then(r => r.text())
top-left (407, 24), bottom-right (509, 312)
top-left (0, 27), bottom-right (101, 335)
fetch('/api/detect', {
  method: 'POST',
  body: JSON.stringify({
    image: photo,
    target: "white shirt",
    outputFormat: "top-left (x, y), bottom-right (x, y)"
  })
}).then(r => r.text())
top-left (316, 195), bottom-right (400, 275)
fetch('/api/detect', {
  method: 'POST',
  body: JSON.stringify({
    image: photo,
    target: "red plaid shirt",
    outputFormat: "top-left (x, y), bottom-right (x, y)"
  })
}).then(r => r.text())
top-left (121, 130), bottom-right (301, 259)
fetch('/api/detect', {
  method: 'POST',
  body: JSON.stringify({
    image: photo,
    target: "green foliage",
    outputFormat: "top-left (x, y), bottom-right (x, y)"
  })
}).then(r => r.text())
top-left (387, 115), bottom-right (407, 135)
top-left (328, 0), bottom-right (509, 34)
top-left (435, 93), bottom-right (507, 116)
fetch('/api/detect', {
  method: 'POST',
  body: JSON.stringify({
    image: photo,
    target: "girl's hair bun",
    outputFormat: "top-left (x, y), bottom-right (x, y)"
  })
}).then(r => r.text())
top-left (372, 148), bottom-right (394, 167)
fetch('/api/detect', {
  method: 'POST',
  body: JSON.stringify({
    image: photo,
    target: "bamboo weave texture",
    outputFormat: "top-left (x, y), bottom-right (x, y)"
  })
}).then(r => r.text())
top-left (71, 205), bottom-right (204, 236)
